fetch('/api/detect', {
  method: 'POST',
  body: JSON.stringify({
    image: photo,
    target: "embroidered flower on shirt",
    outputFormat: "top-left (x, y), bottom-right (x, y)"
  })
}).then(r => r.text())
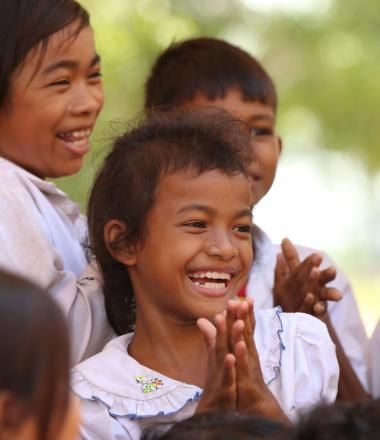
top-left (135, 375), bottom-right (164, 393)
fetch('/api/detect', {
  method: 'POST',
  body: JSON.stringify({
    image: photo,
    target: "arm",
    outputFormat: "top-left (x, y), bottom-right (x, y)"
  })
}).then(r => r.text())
top-left (321, 313), bottom-right (370, 402)
top-left (0, 180), bottom-right (113, 364)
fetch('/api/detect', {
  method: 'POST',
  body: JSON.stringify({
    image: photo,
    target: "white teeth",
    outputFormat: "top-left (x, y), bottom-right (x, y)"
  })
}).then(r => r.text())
top-left (191, 272), bottom-right (231, 280)
top-left (71, 129), bottom-right (91, 139)
top-left (58, 129), bottom-right (91, 141)
top-left (193, 281), bottom-right (226, 290)
top-left (71, 139), bottom-right (87, 147)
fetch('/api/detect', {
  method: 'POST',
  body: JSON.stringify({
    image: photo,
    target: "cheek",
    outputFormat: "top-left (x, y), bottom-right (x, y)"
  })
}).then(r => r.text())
top-left (95, 85), bottom-right (105, 110)
top-left (239, 239), bottom-right (254, 268)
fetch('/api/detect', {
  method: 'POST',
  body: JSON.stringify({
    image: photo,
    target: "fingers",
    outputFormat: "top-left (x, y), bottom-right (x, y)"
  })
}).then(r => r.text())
top-left (298, 292), bottom-right (316, 314)
top-left (313, 301), bottom-right (327, 316)
top-left (281, 238), bottom-right (301, 271)
top-left (290, 256), bottom-right (319, 292)
top-left (221, 353), bottom-right (236, 388)
top-left (197, 318), bottom-right (217, 350)
top-left (318, 266), bottom-right (337, 286)
top-left (274, 253), bottom-right (289, 283)
top-left (319, 287), bottom-right (343, 302)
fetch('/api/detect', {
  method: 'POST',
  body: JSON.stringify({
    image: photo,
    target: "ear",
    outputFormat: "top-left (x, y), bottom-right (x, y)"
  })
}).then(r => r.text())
top-left (277, 136), bottom-right (283, 155)
top-left (104, 219), bottom-right (137, 266)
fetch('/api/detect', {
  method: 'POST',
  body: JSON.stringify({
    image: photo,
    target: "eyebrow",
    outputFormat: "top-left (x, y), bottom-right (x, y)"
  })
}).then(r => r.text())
top-left (176, 203), bottom-right (252, 219)
top-left (247, 114), bottom-right (274, 122)
top-left (42, 53), bottom-right (101, 75)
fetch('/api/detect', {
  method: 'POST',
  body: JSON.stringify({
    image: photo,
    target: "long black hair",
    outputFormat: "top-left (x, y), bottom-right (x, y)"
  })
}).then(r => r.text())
top-left (0, 0), bottom-right (89, 108)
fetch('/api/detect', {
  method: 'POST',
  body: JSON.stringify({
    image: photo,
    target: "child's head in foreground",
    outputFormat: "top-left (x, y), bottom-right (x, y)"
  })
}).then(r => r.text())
top-left (0, 0), bottom-right (104, 179)
top-left (288, 400), bottom-right (380, 440)
top-left (145, 37), bottom-right (282, 204)
top-left (0, 271), bottom-right (78, 440)
top-left (88, 109), bottom-right (254, 335)
top-left (141, 411), bottom-right (287, 440)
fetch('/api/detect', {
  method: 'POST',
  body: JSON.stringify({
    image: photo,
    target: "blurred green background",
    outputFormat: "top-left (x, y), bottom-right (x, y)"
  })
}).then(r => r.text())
top-left (57, 0), bottom-right (379, 334)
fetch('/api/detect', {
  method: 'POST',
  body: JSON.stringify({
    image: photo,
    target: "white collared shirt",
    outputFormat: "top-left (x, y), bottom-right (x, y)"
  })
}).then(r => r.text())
top-left (71, 308), bottom-right (339, 440)
top-left (0, 158), bottom-right (114, 364)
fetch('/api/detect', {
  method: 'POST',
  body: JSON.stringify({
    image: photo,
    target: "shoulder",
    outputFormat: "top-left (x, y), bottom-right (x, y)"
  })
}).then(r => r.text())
top-left (0, 158), bottom-right (42, 209)
top-left (71, 334), bottom-right (201, 419)
top-left (255, 308), bottom-right (338, 383)
top-left (255, 308), bottom-right (339, 418)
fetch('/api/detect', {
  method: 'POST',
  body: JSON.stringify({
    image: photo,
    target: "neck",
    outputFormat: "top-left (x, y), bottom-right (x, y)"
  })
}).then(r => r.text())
top-left (129, 308), bottom-right (208, 387)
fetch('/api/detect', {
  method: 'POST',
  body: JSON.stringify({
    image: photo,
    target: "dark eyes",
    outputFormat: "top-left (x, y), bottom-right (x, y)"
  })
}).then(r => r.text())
top-left (49, 71), bottom-right (102, 87)
top-left (233, 224), bottom-right (252, 234)
top-left (49, 79), bottom-right (70, 87)
top-left (183, 222), bottom-right (252, 234)
top-left (89, 71), bottom-right (102, 80)
top-left (250, 127), bottom-right (274, 137)
top-left (184, 221), bottom-right (207, 229)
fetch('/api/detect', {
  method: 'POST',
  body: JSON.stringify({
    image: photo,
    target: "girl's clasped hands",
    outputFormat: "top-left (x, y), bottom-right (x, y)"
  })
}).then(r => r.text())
top-left (197, 298), bottom-right (289, 424)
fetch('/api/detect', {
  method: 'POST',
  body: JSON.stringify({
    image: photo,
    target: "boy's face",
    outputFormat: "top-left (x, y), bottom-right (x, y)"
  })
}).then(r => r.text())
top-left (0, 23), bottom-right (104, 178)
top-left (127, 169), bottom-right (253, 323)
top-left (186, 89), bottom-right (282, 203)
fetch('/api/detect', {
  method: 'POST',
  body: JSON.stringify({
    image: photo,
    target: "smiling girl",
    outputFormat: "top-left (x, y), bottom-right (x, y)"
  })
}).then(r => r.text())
top-left (0, 0), bottom-right (112, 364)
top-left (71, 110), bottom-right (339, 439)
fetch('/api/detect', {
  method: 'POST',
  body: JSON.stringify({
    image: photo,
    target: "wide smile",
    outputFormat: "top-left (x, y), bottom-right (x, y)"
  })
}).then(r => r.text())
top-left (57, 128), bottom-right (92, 155)
top-left (187, 270), bottom-right (235, 297)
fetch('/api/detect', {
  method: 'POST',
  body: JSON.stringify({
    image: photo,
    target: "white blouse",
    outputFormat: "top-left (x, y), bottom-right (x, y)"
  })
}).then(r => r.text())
top-left (247, 224), bottom-right (369, 390)
top-left (71, 308), bottom-right (339, 440)
top-left (369, 319), bottom-right (380, 397)
top-left (0, 158), bottom-right (114, 364)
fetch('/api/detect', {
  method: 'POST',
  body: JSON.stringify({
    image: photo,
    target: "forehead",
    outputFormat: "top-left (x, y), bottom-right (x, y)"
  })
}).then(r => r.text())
top-left (17, 23), bottom-right (93, 78)
top-left (189, 89), bottom-right (275, 122)
top-left (155, 169), bottom-right (252, 212)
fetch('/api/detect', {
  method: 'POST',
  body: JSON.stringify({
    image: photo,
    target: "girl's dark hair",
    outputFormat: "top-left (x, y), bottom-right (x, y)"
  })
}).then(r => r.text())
top-left (0, 271), bottom-right (70, 440)
top-left (88, 109), bottom-right (253, 335)
top-left (141, 411), bottom-right (287, 440)
top-left (145, 37), bottom-right (277, 112)
top-left (0, 0), bottom-right (89, 108)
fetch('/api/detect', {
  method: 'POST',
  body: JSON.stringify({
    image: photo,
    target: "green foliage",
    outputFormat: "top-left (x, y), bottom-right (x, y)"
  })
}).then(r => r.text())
top-left (58, 0), bottom-right (379, 207)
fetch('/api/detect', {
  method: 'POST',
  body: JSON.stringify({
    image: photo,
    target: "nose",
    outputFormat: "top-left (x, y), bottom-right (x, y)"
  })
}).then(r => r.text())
top-left (206, 229), bottom-right (238, 261)
top-left (68, 83), bottom-right (104, 116)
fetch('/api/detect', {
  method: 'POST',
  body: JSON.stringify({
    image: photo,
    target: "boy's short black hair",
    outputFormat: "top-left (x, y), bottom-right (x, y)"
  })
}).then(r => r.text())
top-left (145, 37), bottom-right (277, 112)
top-left (0, 0), bottom-right (89, 108)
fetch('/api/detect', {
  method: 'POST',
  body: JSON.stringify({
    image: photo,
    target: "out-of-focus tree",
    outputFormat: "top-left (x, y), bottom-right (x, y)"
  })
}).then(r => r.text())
top-left (57, 0), bottom-right (380, 205)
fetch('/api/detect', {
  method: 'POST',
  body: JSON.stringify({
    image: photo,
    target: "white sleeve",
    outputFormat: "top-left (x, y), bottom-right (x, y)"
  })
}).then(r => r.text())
top-left (297, 247), bottom-right (369, 390)
top-left (369, 320), bottom-right (380, 397)
top-left (269, 312), bottom-right (339, 420)
top-left (0, 180), bottom-right (114, 364)
top-left (77, 398), bottom-right (132, 440)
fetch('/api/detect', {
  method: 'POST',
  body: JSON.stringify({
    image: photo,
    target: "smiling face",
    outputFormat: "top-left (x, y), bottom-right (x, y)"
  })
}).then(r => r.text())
top-left (188, 89), bottom-right (282, 203)
top-left (0, 23), bottom-right (103, 178)
top-left (125, 169), bottom-right (253, 324)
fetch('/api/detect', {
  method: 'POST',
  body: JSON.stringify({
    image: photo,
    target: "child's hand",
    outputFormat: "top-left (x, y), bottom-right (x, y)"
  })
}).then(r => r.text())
top-left (273, 238), bottom-right (342, 316)
top-left (196, 312), bottom-right (237, 413)
top-left (227, 299), bottom-right (289, 423)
